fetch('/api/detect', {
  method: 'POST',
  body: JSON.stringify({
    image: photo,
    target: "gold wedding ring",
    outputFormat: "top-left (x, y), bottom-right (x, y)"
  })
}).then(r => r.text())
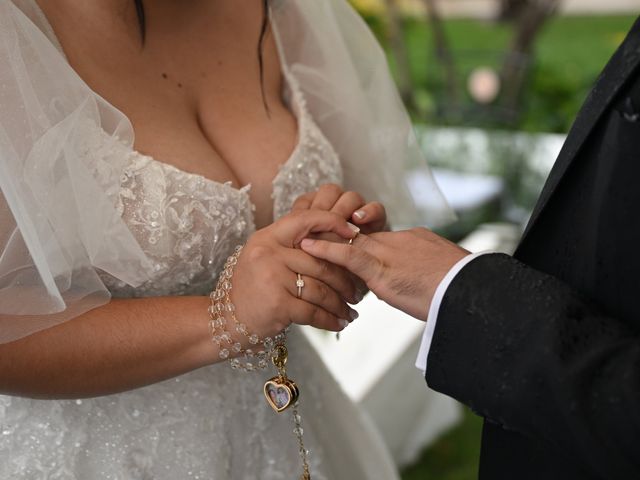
top-left (296, 273), bottom-right (305, 299)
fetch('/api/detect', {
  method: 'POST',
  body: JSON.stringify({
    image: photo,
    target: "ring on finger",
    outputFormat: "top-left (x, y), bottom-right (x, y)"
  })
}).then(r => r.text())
top-left (296, 273), bottom-right (305, 299)
top-left (348, 230), bottom-right (360, 246)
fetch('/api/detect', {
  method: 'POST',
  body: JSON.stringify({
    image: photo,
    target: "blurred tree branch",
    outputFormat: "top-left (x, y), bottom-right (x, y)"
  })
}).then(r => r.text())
top-left (498, 0), bottom-right (529, 21)
top-left (421, 0), bottom-right (459, 106)
top-left (501, 0), bottom-right (561, 111)
top-left (382, 0), bottom-right (416, 109)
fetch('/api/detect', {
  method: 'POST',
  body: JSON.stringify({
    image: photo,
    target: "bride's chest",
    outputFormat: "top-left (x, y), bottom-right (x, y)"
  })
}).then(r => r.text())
top-left (89, 96), bottom-right (343, 299)
top-left (36, 1), bottom-right (345, 296)
top-left (88, 55), bottom-right (300, 228)
top-left (39, 0), bottom-right (300, 227)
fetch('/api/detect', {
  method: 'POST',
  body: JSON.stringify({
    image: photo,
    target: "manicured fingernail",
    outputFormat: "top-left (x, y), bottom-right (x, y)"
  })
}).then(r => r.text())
top-left (353, 210), bottom-right (366, 220)
top-left (347, 222), bottom-right (360, 233)
top-left (300, 239), bottom-right (315, 249)
top-left (339, 319), bottom-right (349, 329)
top-left (349, 309), bottom-right (359, 320)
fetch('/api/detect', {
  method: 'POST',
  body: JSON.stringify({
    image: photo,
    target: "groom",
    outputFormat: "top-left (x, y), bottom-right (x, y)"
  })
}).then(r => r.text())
top-left (302, 16), bottom-right (640, 480)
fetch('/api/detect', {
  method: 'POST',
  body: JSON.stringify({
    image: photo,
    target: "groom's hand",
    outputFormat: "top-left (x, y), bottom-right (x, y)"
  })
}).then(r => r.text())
top-left (301, 228), bottom-right (469, 321)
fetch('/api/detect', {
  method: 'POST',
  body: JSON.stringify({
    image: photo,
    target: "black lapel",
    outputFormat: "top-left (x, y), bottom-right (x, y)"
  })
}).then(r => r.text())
top-left (517, 17), bottom-right (640, 247)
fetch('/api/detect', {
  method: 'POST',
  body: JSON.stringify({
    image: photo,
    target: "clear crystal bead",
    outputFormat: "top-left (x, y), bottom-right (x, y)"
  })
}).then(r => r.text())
top-left (263, 338), bottom-right (274, 350)
top-left (245, 349), bottom-right (254, 358)
top-left (211, 335), bottom-right (221, 345)
top-left (215, 302), bottom-right (224, 312)
top-left (258, 359), bottom-right (268, 369)
top-left (221, 332), bottom-right (232, 344)
top-left (226, 303), bottom-right (235, 312)
top-left (229, 359), bottom-right (240, 369)
top-left (232, 342), bottom-right (242, 353)
top-left (248, 334), bottom-right (259, 345)
top-left (293, 427), bottom-right (303, 436)
top-left (219, 348), bottom-right (229, 359)
top-left (222, 281), bottom-right (232, 291)
top-left (245, 362), bottom-right (254, 371)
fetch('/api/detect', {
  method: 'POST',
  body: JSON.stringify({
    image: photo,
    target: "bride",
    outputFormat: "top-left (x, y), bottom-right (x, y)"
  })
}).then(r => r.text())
top-left (0, 0), bottom-right (451, 478)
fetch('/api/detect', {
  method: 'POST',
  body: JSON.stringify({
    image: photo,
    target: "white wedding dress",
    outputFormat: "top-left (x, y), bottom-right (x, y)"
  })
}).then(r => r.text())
top-left (0, 2), bottom-right (402, 479)
top-left (0, 105), bottom-right (398, 479)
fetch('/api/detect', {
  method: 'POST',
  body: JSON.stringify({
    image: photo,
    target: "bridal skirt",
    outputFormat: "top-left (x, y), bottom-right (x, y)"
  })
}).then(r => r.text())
top-left (0, 328), bottom-right (399, 480)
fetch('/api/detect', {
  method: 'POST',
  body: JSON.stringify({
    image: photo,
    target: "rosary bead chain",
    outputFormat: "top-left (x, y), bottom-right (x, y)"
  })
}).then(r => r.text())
top-left (208, 244), bottom-right (312, 478)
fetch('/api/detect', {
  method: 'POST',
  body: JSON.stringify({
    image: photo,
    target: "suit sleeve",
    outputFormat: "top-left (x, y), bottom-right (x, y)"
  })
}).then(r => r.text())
top-left (425, 253), bottom-right (640, 479)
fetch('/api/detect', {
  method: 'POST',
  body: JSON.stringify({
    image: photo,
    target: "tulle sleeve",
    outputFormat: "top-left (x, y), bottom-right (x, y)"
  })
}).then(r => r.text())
top-left (270, 0), bottom-right (454, 227)
top-left (0, 0), bottom-right (152, 343)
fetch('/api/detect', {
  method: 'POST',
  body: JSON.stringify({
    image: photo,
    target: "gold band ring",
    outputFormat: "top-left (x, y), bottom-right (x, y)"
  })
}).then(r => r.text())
top-left (296, 273), bottom-right (305, 299)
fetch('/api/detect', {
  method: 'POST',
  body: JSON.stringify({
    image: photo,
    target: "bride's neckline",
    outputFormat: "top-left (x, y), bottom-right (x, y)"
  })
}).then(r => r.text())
top-left (128, 86), bottom-right (307, 198)
top-left (27, 0), bottom-right (307, 204)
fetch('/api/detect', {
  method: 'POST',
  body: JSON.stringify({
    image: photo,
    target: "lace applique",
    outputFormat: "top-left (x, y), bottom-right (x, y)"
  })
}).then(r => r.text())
top-left (272, 71), bottom-right (343, 220)
top-left (99, 151), bottom-right (256, 298)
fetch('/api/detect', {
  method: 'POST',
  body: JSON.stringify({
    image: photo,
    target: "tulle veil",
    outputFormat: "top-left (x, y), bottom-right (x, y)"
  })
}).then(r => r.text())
top-left (0, 0), bottom-right (453, 343)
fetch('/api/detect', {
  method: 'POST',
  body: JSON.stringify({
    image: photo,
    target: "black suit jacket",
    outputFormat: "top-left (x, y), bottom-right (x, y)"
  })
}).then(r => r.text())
top-left (425, 17), bottom-right (640, 480)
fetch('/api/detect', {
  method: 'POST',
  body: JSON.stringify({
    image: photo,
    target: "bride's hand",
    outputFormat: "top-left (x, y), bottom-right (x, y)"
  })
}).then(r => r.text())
top-left (292, 184), bottom-right (387, 234)
top-left (291, 184), bottom-right (384, 300)
top-left (231, 209), bottom-right (360, 337)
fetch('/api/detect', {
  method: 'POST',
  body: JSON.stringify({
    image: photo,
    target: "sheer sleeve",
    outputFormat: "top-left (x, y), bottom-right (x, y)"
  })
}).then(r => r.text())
top-left (0, 0), bottom-right (152, 343)
top-left (270, 0), bottom-right (454, 228)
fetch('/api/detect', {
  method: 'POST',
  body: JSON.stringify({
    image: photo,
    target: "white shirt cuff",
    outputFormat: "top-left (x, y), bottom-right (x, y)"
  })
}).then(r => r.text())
top-left (415, 252), bottom-right (492, 374)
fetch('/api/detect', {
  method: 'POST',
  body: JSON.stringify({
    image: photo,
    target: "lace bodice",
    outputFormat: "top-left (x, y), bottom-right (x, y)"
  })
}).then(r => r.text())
top-left (89, 72), bottom-right (342, 298)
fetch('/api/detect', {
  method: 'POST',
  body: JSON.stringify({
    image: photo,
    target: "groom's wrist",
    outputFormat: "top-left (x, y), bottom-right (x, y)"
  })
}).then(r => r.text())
top-left (415, 251), bottom-right (495, 375)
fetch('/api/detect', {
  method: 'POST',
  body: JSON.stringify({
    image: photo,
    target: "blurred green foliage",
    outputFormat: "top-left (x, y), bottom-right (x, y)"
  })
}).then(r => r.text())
top-left (522, 15), bottom-right (633, 132)
top-left (364, 14), bottom-right (636, 133)
top-left (401, 406), bottom-right (483, 480)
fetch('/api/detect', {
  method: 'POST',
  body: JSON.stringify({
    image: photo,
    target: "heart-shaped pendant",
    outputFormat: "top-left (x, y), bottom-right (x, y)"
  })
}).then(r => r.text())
top-left (264, 376), bottom-right (299, 413)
